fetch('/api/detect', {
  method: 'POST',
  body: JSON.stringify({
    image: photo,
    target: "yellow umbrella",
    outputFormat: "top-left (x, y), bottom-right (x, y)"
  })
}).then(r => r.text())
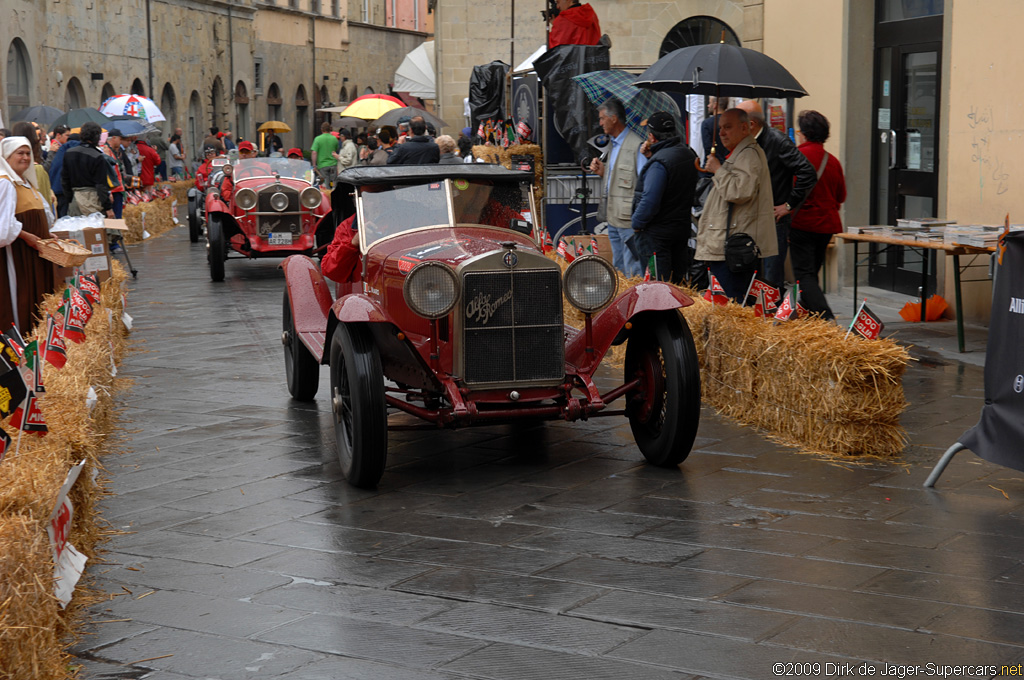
top-left (258, 120), bottom-right (292, 133)
top-left (338, 97), bottom-right (403, 120)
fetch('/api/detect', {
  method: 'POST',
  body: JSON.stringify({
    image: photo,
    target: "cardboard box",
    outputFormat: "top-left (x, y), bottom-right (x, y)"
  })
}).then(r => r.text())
top-left (50, 219), bottom-right (126, 285)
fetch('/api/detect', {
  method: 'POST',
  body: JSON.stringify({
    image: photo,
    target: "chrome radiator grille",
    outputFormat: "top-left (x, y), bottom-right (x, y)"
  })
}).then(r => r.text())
top-left (256, 186), bottom-right (301, 235)
top-left (462, 269), bottom-right (564, 385)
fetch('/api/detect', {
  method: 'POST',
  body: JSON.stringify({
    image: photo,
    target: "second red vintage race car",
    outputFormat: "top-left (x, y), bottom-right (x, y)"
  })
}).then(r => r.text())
top-left (281, 165), bottom-right (700, 488)
top-left (203, 156), bottom-right (333, 281)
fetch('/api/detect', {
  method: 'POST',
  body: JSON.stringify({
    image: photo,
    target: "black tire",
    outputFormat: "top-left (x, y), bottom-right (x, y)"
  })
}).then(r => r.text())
top-left (624, 311), bottom-right (701, 467)
top-left (282, 290), bottom-right (320, 401)
top-left (329, 323), bottom-right (387, 488)
top-left (208, 214), bottom-right (226, 282)
top-left (188, 197), bottom-right (200, 243)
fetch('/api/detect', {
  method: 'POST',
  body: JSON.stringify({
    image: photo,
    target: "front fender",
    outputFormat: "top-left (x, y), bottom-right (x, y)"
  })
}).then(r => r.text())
top-left (565, 282), bottom-right (694, 374)
top-left (282, 255), bottom-right (334, 362)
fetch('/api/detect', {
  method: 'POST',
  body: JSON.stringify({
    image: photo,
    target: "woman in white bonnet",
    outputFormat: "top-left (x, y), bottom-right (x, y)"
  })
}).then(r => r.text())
top-left (1, 135), bottom-right (56, 333)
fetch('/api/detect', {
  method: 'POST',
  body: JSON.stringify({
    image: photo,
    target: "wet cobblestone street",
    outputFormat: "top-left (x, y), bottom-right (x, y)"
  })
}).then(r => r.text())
top-left (73, 230), bottom-right (1024, 680)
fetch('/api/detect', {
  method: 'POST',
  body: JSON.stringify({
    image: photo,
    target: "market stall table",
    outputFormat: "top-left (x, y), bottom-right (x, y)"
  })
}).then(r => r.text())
top-left (837, 231), bottom-right (995, 353)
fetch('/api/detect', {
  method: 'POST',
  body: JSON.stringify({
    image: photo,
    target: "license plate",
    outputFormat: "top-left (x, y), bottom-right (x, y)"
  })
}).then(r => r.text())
top-left (268, 232), bottom-right (293, 245)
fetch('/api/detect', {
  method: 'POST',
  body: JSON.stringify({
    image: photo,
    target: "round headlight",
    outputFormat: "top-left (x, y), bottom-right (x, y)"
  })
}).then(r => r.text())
top-left (235, 187), bottom-right (257, 211)
top-left (270, 192), bottom-right (289, 211)
top-left (564, 256), bottom-right (617, 313)
top-left (300, 186), bottom-right (322, 209)
top-left (403, 262), bottom-right (459, 319)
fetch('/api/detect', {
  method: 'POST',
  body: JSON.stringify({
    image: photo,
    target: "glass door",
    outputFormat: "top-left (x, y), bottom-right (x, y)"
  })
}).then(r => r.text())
top-left (869, 8), bottom-right (942, 295)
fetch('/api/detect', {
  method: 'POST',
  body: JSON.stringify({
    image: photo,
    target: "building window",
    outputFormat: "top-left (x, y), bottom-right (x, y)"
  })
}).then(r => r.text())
top-left (254, 58), bottom-right (264, 95)
top-left (312, 0), bottom-right (322, 13)
top-left (659, 15), bottom-right (741, 58)
top-left (361, 0), bottom-right (368, 22)
top-left (6, 38), bottom-right (32, 116)
top-left (332, 0), bottom-right (340, 17)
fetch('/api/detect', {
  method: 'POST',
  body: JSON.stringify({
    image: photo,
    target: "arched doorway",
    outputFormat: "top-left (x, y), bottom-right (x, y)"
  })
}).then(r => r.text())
top-left (6, 38), bottom-right (32, 117)
top-left (210, 77), bottom-right (224, 132)
top-left (363, 86), bottom-right (374, 95)
top-left (267, 82), bottom-right (282, 122)
top-left (315, 85), bottom-right (329, 130)
top-left (339, 86), bottom-right (349, 104)
top-left (65, 77), bottom-right (86, 111)
top-left (295, 84), bottom-right (309, 150)
top-left (188, 90), bottom-right (202, 161)
top-left (234, 80), bottom-right (250, 142)
top-left (101, 82), bottom-right (116, 107)
top-left (160, 83), bottom-right (177, 132)
top-left (130, 78), bottom-right (146, 96)
top-left (659, 15), bottom-right (741, 57)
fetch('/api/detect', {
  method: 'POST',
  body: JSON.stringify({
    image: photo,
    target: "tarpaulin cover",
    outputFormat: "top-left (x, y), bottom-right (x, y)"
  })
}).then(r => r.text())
top-left (533, 44), bottom-right (610, 163)
top-left (468, 61), bottom-right (510, 131)
top-left (959, 230), bottom-right (1024, 471)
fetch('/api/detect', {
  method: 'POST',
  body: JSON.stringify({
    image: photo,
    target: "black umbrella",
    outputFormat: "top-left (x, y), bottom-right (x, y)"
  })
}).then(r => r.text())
top-left (107, 115), bottom-right (158, 136)
top-left (50, 107), bottom-right (114, 131)
top-left (335, 116), bottom-right (370, 128)
top-left (11, 105), bottom-right (65, 129)
top-left (369, 106), bottom-right (448, 131)
top-left (634, 43), bottom-right (807, 99)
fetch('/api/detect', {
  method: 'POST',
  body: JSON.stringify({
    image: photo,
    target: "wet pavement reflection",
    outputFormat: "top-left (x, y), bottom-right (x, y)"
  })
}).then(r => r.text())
top-left (74, 230), bottom-right (1024, 679)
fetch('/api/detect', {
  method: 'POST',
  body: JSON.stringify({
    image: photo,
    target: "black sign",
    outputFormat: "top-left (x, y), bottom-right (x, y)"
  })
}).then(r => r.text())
top-left (959, 231), bottom-right (1024, 470)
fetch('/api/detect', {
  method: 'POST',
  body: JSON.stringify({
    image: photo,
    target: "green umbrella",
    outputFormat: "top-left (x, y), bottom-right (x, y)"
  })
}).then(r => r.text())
top-left (50, 108), bottom-right (114, 131)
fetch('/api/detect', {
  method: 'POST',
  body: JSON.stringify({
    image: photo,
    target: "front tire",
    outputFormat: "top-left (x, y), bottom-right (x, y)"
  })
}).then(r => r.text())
top-left (188, 197), bottom-right (201, 243)
top-left (208, 214), bottom-right (226, 282)
top-left (329, 323), bottom-right (387, 488)
top-left (283, 290), bottom-right (320, 401)
top-left (624, 311), bottom-right (701, 467)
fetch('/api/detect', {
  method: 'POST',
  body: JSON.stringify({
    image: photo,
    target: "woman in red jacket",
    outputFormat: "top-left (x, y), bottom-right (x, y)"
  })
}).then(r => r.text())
top-left (135, 138), bottom-right (161, 190)
top-left (790, 110), bottom-right (846, 321)
top-left (548, 0), bottom-right (601, 48)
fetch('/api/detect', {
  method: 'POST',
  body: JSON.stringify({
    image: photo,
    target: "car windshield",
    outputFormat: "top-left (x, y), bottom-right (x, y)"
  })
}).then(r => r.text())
top-left (358, 179), bottom-right (526, 247)
top-left (232, 157), bottom-right (314, 181)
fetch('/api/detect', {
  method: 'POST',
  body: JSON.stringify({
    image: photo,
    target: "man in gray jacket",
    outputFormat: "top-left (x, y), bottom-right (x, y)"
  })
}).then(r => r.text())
top-left (589, 98), bottom-right (646, 278)
top-left (696, 108), bottom-right (777, 301)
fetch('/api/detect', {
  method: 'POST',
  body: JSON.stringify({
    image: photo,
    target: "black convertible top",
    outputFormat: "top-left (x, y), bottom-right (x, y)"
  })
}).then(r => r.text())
top-left (337, 164), bottom-right (533, 187)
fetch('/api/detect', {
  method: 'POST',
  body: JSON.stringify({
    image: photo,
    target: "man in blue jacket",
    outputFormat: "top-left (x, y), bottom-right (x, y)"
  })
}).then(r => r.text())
top-left (48, 133), bottom-right (81, 218)
top-left (631, 112), bottom-right (698, 283)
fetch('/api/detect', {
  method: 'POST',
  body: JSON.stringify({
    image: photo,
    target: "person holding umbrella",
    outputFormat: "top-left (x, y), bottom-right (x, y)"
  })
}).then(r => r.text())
top-left (696, 108), bottom-right (776, 301)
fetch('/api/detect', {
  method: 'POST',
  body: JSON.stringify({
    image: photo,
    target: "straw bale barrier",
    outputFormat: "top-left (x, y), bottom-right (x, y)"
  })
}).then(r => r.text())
top-left (0, 263), bottom-right (130, 679)
top-left (122, 180), bottom-right (192, 243)
top-left (545, 252), bottom-right (909, 458)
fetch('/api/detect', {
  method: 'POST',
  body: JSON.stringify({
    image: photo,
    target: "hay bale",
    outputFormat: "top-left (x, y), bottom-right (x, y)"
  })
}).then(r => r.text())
top-left (545, 251), bottom-right (909, 458)
top-left (0, 262), bottom-right (130, 678)
top-left (122, 195), bottom-right (179, 243)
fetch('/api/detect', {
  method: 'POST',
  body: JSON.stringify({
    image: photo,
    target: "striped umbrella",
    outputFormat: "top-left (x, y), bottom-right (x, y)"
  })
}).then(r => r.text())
top-left (571, 69), bottom-right (682, 139)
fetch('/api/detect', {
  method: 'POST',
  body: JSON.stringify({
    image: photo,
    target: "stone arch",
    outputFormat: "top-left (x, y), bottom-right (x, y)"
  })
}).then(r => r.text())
top-left (188, 89), bottom-right (202, 159)
top-left (295, 84), bottom-right (309, 150)
top-left (101, 82), bottom-right (116, 107)
top-left (363, 85), bottom-right (374, 95)
top-left (160, 83), bottom-right (177, 132)
top-left (6, 38), bottom-right (33, 116)
top-left (65, 76), bottom-right (86, 111)
top-left (130, 78), bottom-right (146, 96)
top-left (339, 85), bottom-right (348, 104)
top-left (210, 76), bottom-right (225, 130)
top-left (659, 15), bottom-right (741, 57)
top-left (267, 82), bottom-right (282, 121)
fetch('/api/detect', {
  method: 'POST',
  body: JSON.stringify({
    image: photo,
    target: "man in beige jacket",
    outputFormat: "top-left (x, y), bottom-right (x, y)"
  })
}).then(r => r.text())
top-left (696, 107), bottom-right (776, 301)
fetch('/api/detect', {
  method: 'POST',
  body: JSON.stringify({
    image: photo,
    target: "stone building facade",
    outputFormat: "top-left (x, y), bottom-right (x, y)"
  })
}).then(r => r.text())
top-left (2, 0), bottom-right (431, 158)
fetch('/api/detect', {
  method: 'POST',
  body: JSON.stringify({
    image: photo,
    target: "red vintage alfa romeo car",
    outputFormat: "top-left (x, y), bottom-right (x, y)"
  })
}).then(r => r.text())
top-left (281, 165), bottom-right (700, 488)
top-left (204, 157), bottom-right (333, 281)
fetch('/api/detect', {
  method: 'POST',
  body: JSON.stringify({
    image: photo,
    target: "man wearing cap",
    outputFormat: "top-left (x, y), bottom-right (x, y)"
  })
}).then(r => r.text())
top-left (62, 122), bottom-right (114, 218)
top-left (194, 144), bottom-right (220, 191)
top-left (333, 129), bottom-right (359, 173)
top-left (102, 128), bottom-right (132, 218)
top-left (697, 108), bottom-right (777, 301)
top-left (286, 148), bottom-right (304, 160)
top-left (736, 100), bottom-right (817, 291)
top-left (204, 127), bottom-right (225, 153)
top-left (629, 111), bottom-right (697, 284)
top-left (589, 98), bottom-right (646, 278)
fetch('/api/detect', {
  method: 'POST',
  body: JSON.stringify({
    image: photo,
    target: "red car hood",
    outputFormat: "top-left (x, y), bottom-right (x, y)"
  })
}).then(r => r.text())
top-left (367, 225), bottom-right (540, 272)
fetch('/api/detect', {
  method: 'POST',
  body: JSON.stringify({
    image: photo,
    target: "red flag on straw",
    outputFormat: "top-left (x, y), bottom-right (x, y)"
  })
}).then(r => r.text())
top-left (848, 301), bottom-right (884, 340)
top-left (702, 271), bottom-right (729, 306)
top-left (44, 316), bottom-right (67, 369)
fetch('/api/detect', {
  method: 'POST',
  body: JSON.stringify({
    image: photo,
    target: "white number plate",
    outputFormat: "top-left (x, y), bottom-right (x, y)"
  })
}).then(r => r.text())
top-left (268, 232), bottom-right (293, 245)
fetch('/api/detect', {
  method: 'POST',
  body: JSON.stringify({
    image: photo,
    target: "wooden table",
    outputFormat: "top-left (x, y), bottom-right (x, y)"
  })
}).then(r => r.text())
top-left (837, 232), bottom-right (994, 353)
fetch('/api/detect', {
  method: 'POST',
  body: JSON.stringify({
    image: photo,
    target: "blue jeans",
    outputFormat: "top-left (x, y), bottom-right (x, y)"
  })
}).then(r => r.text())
top-left (762, 216), bottom-right (790, 289)
top-left (606, 225), bottom-right (641, 278)
top-left (707, 260), bottom-right (761, 303)
top-left (112, 192), bottom-right (124, 219)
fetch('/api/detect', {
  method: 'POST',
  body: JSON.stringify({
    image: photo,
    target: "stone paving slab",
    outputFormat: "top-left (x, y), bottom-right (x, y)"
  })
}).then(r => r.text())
top-left (70, 230), bottom-right (1024, 678)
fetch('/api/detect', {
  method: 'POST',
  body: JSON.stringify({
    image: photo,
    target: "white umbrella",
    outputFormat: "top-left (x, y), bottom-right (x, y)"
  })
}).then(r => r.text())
top-left (99, 94), bottom-right (166, 123)
top-left (393, 40), bottom-right (435, 99)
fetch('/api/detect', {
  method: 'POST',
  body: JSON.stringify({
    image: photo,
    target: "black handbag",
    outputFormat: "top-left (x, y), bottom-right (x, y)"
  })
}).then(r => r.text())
top-left (723, 203), bottom-right (760, 273)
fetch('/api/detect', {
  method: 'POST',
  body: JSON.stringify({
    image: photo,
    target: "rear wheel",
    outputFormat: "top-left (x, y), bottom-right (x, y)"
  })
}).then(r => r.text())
top-left (208, 214), bottom-right (226, 282)
top-left (624, 311), bottom-right (701, 467)
top-left (330, 323), bottom-right (387, 488)
top-left (282, 290), bottom-right (320, 401)
top-left (188, 196), bottom-right (201, 243)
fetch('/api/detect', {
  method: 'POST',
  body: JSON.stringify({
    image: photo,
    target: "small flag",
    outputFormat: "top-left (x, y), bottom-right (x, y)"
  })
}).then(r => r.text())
top-left (62, 287), bottom-right (93, 344)
top-left (774, 285), bottom-right (800, 321)
top-left (557, 239), bottom-right (575, 263)
top-left (0, 364), bottom-right (28, 420)
top-left (25, 341), bottom-right (43, 394)
top-left (752, 289), bottom-right (770, 318)
top-left (44, 315), bottom-right (68, 370)
top-left (76, 274), bottom-right (101, 306)
top-left (1, 328), bottom-right (24, 365)
top-left (0, 427), bottom-right (10, 463)
top-left (590, 238), bottom-right (599, 256)
top-left (10, 392), bottom-right (47, 435)
top-left (702, 271), bottom-right (729, 306)
top-left (576, 241), bottom-right (585, 258)
top-left (847, 300), bottom-right (884, 340)
top-left (746, 276), bottom-right (781, 308)
top-left (643, 253), bottom-right (657, 282)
